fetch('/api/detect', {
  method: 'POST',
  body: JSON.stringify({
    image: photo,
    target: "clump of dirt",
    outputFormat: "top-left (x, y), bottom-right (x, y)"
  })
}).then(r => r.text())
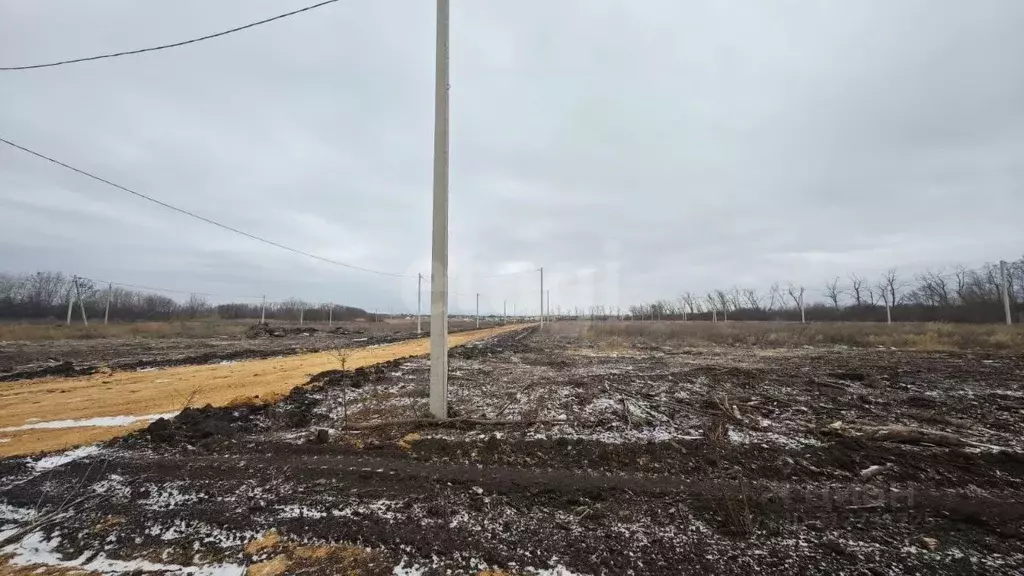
top-left (145, 404), bottom-right (266, 444)
top-left (0, 360), bottom-right (95, 382)
top-left (244, 323), bottom-right (278, 338)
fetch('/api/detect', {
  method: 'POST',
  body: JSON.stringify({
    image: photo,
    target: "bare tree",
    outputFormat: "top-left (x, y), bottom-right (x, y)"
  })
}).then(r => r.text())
top-left (849, 274), bottom-right (865, 307)
top-left (742, 288), bottom-right (762, 310)
top-left (787, 284), bottom-right (806, 323)
top-left (911, 269), bottom-right (951, 307)
top-left (824, 277), bottom-right (843, 308)
top-left (786, 284), bottom-right (804, 309)
top-left (728, 287), bottom-right (743, 311)
top-left (706, 293), bottom-right (718, 321)
top-left (714, 289), bottom-right (731, 318)
top-left (766, 282), bottom-right (784, 312)
top-left (882, 268), bottom-right (904, 307)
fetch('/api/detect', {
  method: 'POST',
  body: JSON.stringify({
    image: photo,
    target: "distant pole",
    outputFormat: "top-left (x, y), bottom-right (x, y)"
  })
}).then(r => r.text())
top-left (74, 276), bottom-right (88, 326)
top-left (104, 282), bottom-right (112, 325)
top-left (546, 289), bottom-right (550, 322)
top-left (539, 267), bottom-right (544, 328)
top-left (329, 304), bottom-right (333, 326)
top-left (800, 290), bottom-right (806, 324)
top-left (428, 0), bottom-right (451, 420)
top-left (374, 308), bottom-right (378, 323)
top-left (299, 307), bottom-right (304, 326)
top-left (503, 299), bottom-right (507, 324)
top-left (417, 273), bottom-right (423, 334)
top-left (65, 281), bottom-right (75, 326)
top-left (1001, 260), bottom-right (1012, 326)
top-left (260, 295), bottom-right (266, 324)
top-left (476, 293), bottom-right (480, 328)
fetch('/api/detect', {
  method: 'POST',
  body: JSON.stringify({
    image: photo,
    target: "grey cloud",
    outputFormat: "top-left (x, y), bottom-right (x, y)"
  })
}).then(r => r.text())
top-left (2, 0), bottom-right (1023, 314)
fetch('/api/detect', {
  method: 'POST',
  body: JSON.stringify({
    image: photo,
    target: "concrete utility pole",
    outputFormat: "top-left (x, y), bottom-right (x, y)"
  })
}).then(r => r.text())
top-left (66, 280), bottom-right (75, 326)
top-left (428, 0), bottom-right (451, 420)
top-left (503, 299), bottom-right (507, 324)
top-left (546, 289), bottom-right (550, 322)
top-left (299, 308), bottom-right (304, 326)
top-left (260, 295), bottom-right (266, 324)
top-left (417, 273), bottom-right (423, 334)
top-left (799, 290), bottom-right (806, 324)
top-left (329, 304), bottom-right (333, 326)
top-left (104, 282), bottom-right (112, 325)
top-left (74, 276), bottom-right (88, 326)
top-left (1001, 260), bottom-right (1012, 326)
top-left (476, 293), bottom-right (480, 328)
top-left (539, 267), bottom-right (544, 329)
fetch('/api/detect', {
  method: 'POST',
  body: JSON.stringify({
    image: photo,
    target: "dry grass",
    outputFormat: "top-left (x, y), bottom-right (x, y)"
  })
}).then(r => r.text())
top-left (558, 320), bottom-right (1024, 351)
top-left (0, 320), bottom-right (252, 341)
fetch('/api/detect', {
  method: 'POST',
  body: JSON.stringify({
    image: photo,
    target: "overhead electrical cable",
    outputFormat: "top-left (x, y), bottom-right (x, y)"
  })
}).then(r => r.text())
top-left (0, 0), bottom-right (339, 71)
top-left (1, 136), bottom-right (408, 277)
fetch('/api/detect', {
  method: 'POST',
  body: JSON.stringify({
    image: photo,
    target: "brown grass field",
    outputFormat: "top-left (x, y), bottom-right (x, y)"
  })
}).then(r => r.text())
top-left (571, 319), bottom-right (1024, 351)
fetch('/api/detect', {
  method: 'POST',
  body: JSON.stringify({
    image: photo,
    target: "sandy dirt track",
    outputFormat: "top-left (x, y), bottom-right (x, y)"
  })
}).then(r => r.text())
top-left (0, 324), bottom-right (528, 457)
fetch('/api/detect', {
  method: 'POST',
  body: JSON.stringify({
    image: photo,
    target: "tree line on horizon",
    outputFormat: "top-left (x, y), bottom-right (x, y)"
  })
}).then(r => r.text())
top-left (0, 271), bottom-right (372, 323)
top-left (617, 257), bottom-right (1024, 324)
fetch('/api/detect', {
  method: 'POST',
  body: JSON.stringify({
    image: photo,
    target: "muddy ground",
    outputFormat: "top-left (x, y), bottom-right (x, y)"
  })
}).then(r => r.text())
top-left (0, 320), bottom-right (496, 381)
top-left (2, 326), bottom-right (1023, 574)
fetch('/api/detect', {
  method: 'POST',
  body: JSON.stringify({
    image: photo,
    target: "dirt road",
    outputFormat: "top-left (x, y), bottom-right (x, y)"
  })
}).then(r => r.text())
top-left (0, 324), bottom-right (527, 457)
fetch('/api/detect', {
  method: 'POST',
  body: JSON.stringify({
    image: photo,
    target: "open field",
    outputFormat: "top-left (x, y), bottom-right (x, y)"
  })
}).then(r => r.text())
top-left (579, 320), bottom-right (1024, 351)
top-left (0, 318), bottom-right (496, 343)
top-left (1, 321), bottom-right (1023, 574)
top-left (0, 319), bottom-right (500, 380)
top-left (0, 324), bottom-right (524, 456)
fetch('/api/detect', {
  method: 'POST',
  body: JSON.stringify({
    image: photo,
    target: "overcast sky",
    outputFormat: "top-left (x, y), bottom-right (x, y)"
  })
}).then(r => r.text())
top-left (2, 0), bottom-right (1023, 314)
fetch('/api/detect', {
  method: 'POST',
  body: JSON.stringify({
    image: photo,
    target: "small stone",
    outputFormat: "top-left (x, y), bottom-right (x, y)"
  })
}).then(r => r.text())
top-left (919, 536), bottom-right (939, 551)
top-left (313, 429), bottom-right (330, 444)
top-left (472, 486), bottom-right (484, 495)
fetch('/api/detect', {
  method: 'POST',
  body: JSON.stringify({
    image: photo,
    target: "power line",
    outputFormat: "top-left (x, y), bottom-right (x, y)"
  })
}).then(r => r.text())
top-left (1, 136), bottom-right (409, 277)
top-left (78, 275), bottom-right (262, 301)
top-left (1, 0), bottom-right (339, 71)
top-left (476, 267), bottom-right (541, 279)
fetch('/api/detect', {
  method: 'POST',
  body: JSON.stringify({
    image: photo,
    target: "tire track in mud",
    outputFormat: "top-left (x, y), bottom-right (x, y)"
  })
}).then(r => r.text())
top-left (0, 324), bottom-right (531, 457)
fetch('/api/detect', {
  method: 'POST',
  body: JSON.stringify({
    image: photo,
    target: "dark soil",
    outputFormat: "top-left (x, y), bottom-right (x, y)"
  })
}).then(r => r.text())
top-left (2, 327), bottom-right (1023, 574)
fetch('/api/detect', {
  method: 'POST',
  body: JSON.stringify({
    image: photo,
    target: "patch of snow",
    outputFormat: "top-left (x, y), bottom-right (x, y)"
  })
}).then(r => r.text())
top-left (2, 531), bottom-right (245, 575)
top-left (141, 482), bottom-right (203, 510)
top-left (393, 559), bottom-right (427, 575)
top-left (1, 412), bottom-right (178, 432)
top-left (32, 445), bottom-right (102, 471)
top-left (0, 502), bottom-right (35, 522)
top-left (530, 566), bottom-right (589, 576)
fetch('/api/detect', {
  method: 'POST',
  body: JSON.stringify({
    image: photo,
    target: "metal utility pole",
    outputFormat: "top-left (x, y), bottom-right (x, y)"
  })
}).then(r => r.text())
top-left (104, 282), bottom-right (112, 325)
top-left (539, 267), bottom-right (544, 328)
top-left (1001, 260), bottom-right (1012, 326)
top-left (260, 295), bottom-right (266, 324)
top-left (476, 293), bottom-right (480, 328)
top-left (428, 0), bottom-right (451, 420)
top-left (417, 273), bottom-right (423, 334)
